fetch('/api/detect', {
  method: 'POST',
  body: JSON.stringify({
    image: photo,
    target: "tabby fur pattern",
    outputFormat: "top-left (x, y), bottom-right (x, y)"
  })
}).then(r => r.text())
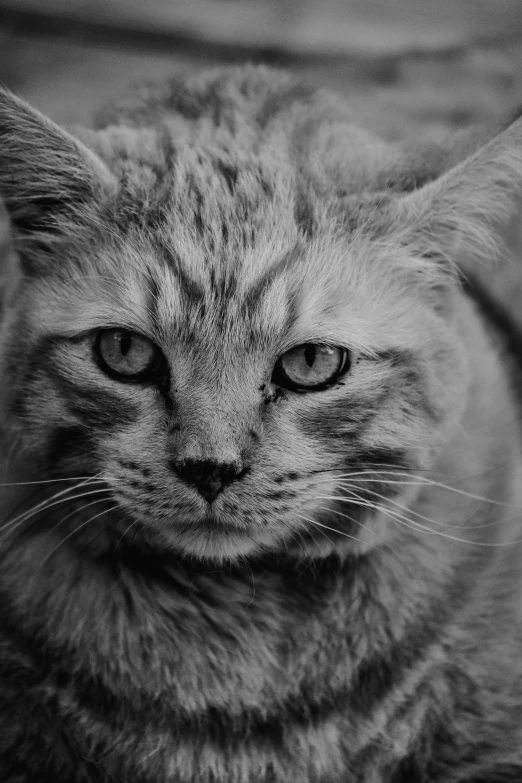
top-left (1, 66), bottom-right (522, 783)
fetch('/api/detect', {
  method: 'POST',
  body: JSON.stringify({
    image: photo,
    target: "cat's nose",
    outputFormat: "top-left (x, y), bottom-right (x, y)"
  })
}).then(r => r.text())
top-left (173, 459), bottom-right (245, 503)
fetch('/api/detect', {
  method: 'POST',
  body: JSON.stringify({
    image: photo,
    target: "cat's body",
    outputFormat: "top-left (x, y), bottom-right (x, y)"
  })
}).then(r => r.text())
top-left (1, 66), bottom-right (522, 782)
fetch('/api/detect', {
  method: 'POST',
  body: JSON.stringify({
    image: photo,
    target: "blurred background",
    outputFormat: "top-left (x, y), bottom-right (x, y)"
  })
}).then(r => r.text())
top-left (0, 0), bottom-right (522, 143)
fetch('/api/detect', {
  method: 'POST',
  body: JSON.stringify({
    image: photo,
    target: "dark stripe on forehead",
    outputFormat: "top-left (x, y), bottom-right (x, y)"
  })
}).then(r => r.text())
top-left (208, 265), bottom-right (239, 300)
top-left (243, 245), bottom-right (302, 312)
top-left (154, 238), bottom-right (206, 305)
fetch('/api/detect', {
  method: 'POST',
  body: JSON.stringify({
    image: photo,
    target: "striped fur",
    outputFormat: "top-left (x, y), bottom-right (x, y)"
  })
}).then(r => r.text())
top-left (0, 66), bottom-right (522, 782)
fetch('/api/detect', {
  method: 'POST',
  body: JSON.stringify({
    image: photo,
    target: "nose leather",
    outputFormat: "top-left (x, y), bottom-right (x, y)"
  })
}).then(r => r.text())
top-left (174, 459), bottom-right (243, 503)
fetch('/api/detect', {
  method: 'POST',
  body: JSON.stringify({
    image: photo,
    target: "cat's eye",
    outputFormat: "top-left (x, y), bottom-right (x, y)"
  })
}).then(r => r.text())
top-left (95, 329), bottom-right (163, 381)
top-left (272, 343), bottom-right (350, 391)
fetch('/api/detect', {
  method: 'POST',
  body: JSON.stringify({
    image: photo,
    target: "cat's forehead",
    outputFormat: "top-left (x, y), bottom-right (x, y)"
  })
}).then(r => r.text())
top-left (34, 137), bottom-right (414, 357)
top-left (104, 131), bottom-right (302, 239)
top-left (93, 94), bottom-right (398, 246)
top-left (98, 129), bottom-right (327, 295)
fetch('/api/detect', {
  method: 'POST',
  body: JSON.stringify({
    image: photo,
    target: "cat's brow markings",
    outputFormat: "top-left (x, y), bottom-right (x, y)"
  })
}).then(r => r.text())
top-left (242, 245), bottom-right (302, 309)
top-left (154, 238), bottom-right (206, 305)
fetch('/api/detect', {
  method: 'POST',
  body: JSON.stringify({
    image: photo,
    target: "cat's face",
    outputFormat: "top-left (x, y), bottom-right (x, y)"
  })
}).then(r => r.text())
top-left (2, 67), bottom-right (518, 563)
top-left (0, 151), bottom-right (466, 562)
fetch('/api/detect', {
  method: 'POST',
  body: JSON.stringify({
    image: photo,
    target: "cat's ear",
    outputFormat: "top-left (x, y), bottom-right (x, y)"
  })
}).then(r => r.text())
top-left (389, 110), bottom-right (522, 272)
top-left (0, 88), bottom-right (115, 269)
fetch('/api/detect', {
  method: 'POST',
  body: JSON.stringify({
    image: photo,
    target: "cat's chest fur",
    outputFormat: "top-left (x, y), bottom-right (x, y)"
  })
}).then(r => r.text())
top-left (0, 523), bottom-right (416, 779)
top-left (5, 520), bottom-right (517, 783)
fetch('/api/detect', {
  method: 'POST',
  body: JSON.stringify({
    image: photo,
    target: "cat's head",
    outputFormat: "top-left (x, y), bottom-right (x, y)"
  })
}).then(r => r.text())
top-left (1, 67), bottom-right (521, 563)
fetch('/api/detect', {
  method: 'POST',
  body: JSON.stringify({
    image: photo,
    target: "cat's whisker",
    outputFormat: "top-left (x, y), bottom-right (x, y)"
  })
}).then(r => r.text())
top-left (313, 489), bottom-right (436, 535)
top-left (0, 497), bottom-right (110, 545)
top-left (112, 519), bottom-right (140, 551)
top-left (321, 471), bottom-right (522, 510)
top-left (319, 485), bottom-right (471, 529)
top-left (384, 509), bottom-right (522, 547)
top-left (41, 496), bottom-right (115, 546)
top-left (0, 482), bottom-right (113, 540)
top-left (244, 560), bottom-right (256, 609)
top-left (40, 504), bottom-right (119, 567)
top-left (298, 512), bottom-right (368, 547)
top-left (0, 476), bottom-right (103, 488)
top-left (313, 468), bottom-right (418, 485)
top-left (296, 514), bottom-right (344, 555)
top-left (315, 499), bottom-right (421, 583)
top-left (313, 503), bottom-right (392, 556)
top-left (0, 477), bottom-right (102, 532)
top-left (317, 496), bottom-right (473, 573)
top-left (323, 487), bottom-right (482, 538)
top-left (328, 493), bottom-right (444, 538)
top-left (314, 504), bottom-right (379, 538)
top-left (337, 493), bottom-right (522, 548)
top-left (294, 521), bottom-right (324, 554)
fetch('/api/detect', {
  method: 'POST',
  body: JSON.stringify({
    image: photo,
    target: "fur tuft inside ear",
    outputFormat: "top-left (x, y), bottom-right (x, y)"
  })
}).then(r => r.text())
top-left (388, 113), bottom-right (522, 274)
top-left (0, 88), bottom-right (115, 267)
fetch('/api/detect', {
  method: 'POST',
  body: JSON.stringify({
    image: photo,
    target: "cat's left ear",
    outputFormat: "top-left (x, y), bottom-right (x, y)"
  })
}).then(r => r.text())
top-left (0, 88), bottom-right (115, 270)
top-left (389, 111), bottom-right (522, 272)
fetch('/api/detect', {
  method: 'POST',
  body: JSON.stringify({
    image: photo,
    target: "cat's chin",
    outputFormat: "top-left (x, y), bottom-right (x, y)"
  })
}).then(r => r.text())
top-left (163, 522), bottom-right (273, 562)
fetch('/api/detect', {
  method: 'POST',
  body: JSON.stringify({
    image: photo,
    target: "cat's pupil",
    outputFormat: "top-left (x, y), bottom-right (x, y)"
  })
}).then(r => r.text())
top-left (304, 344), bottom-right (316, 367)
top-left (119, 335), bottom-right (132, 357)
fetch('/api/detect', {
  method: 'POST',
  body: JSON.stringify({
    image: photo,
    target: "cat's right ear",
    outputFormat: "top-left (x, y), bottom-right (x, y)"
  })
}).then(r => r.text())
top-left (0, 88), bottom-right (115, 271)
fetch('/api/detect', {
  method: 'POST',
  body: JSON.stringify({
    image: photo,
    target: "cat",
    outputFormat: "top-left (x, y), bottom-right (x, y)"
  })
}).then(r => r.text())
top-left (0, 64), bottom-right (522, 783)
